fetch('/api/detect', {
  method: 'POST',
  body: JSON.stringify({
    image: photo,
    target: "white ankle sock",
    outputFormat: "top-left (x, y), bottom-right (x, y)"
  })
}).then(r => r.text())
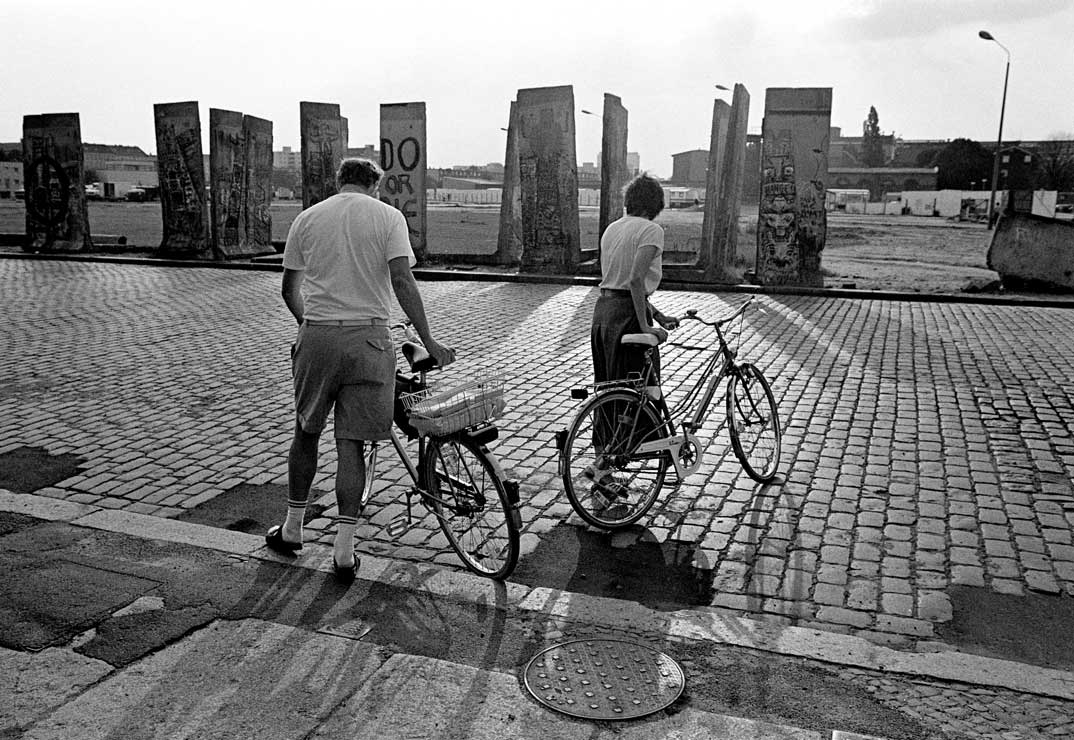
top-left (334, 516), bottom-right (358, 566)
top-left (283, 498), bottom-right (306, 542)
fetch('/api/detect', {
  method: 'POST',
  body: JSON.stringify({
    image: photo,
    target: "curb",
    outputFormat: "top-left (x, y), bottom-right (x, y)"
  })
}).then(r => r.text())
top-left (4, 489), bottom-right (1073, 703)
top-left (4, 251), bottom-right (1074, 309)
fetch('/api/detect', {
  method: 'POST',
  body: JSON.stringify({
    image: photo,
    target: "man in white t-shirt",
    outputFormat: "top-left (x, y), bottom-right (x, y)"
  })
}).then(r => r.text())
top-left (266, 158), bottom-right (454, 583)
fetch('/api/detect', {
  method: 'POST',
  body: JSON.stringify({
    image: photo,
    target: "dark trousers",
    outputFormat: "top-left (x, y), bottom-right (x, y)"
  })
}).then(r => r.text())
top-left (590, 292), bottom-right (661, 385)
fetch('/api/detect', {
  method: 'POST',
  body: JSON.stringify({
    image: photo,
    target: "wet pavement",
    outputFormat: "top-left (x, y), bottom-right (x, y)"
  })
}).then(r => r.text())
top-left (4, 256), bottom-right (1074, 738)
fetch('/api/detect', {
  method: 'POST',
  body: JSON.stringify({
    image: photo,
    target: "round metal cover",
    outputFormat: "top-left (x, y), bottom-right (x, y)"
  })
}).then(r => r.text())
top-left (523, 638), bottom-right (685, 720)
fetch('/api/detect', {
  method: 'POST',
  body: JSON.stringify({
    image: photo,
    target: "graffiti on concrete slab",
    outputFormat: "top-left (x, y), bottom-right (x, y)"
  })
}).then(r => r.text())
top-left (155, 102), bottom-right (209, 255)
top-left (301, 102), bottom-right (344, 209)
top-left (243, 115), bottom-right (273, 251)
top-left (516, 85), bottom-right (580, 274)
top-left (380, 102), bottom-right (427, 258)
top-left (757, 129), bottom-right (799, 285)
top-left (210, 108), bottom-right (246, 255)
top-left (22, 113), bottom-right (90, 252)
top-left (208, 110), bottom-right (273, 259)
top-left (756, 88), bottom-right (831, 287)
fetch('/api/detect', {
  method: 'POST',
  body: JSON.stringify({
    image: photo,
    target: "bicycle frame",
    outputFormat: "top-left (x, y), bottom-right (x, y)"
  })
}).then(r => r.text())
top-left (615, 300), bottom-right (751, 479)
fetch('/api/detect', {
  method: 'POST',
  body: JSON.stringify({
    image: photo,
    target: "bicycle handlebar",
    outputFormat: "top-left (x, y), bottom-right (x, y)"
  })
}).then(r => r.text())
top-left (680, 296), bottom-right (754, 328)
top-left (391, 321), bottom-right (440, 372)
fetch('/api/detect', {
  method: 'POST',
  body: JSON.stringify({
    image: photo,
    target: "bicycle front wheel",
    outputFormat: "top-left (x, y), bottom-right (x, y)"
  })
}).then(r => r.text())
top-left (561, 390), bottom-right (668, 530)
top-left (727, 363), bottom-right (782, 483)
top-left (421, 435), bottom-right (519, 580)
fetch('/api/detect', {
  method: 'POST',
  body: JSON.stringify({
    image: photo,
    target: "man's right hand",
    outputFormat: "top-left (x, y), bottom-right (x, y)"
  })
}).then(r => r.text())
top-left (424, 338), bottom-right (456, 367)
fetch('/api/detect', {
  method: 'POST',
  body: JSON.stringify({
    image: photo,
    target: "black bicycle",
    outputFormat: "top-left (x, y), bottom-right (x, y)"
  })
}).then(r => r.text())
top-left (357, 323), bottom-right (521, 579)
top-left (557, 297), bottom-right (782, 530)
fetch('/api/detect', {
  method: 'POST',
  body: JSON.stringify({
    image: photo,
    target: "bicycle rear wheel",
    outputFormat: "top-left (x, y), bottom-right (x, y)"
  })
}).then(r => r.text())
top-left (421, 435), bottom-right (519, 580)
top-left (561, 389), bottom-right (668, 530)
top-left (727, 363), bottom-right (782, 482)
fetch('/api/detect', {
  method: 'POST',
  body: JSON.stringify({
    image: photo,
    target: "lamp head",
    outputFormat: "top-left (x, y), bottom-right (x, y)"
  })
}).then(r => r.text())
top-left (979, 30), bottom-right (994, 40)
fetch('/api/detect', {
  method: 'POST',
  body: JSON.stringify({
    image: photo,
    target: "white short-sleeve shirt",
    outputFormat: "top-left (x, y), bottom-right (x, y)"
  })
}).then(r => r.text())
top-left (282, 192), bottom-right (415, 322)
top-left (598, 215), bottom-right (664, 295)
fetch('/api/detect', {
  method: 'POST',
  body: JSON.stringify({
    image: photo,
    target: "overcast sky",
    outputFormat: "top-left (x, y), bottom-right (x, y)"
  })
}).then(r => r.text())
top-left (5, 0), bottom-right (1072, 177)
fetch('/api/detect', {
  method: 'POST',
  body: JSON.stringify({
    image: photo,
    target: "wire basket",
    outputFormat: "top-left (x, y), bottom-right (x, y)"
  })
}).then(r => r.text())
top-left (401, 374), bottom-right (506, 436)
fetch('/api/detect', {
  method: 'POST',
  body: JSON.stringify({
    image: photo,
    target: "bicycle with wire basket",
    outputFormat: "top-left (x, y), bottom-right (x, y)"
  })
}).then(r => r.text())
top-left (556, 297), bottom-right (782, 530)
top-left (358, 322), bottom-right (521, 580)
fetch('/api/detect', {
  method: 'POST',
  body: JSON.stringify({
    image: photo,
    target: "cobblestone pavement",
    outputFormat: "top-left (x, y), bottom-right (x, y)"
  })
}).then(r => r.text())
top-left (4, 258), bottom-right (1074, 660)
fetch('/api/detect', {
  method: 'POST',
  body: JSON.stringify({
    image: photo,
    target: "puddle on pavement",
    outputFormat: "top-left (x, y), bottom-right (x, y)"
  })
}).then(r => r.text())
top-left (175, 482), bottom-right (328, 534)
top-left (937, 585), bottom-right (1074, 671)
top-left (0, 446), bottom-right (85, 493)
top-left (511, 523), bottom-right (714, 611)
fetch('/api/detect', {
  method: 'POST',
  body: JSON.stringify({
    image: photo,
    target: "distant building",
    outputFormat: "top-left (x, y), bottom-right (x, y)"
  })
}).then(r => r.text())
top-left (627, 152), bottom-right (640, 177)
top-left (998, 145), bottom-right (1036, 190)
top-left (670, 150), bottom-right (709, 187)
top-left (829, 167), bottom-right (938, 201)
top-left (440, 176), bottom-right (501, 190)
top-left (84, 144), bottom-right (158, 199)
top-left (0, 161), bottom-right (22, 198)
top-left (430, 164), bottom-right (503, 188)
top-left (828, 126), bottom-right (898, 167)
top-left (347, 144), bottom-right (378, 161)
top-left (578, 161), bottom-right (600, 190)
top-left (273, 146), bottom-right (302, 172)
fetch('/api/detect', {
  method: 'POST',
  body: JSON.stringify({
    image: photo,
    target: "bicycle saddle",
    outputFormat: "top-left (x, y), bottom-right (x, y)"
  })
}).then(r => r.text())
top-left (621, 333), bottom-right (659, 347)
top-left (402, 341), bottom-right (438, 373)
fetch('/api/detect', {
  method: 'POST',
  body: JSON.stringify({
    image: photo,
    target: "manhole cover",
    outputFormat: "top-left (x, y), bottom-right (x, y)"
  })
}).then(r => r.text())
top-left (523, 638), bottom-right (685, 720)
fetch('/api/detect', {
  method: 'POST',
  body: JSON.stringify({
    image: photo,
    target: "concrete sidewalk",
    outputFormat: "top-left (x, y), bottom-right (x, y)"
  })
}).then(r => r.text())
top-left (5, 491), bottom-right (1074, 739)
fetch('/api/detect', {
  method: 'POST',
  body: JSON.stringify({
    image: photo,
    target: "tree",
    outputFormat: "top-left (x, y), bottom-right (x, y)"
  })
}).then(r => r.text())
top-left (935, 138), bottom-right (993, 189)
top-left (861, 106), bottom-right (885, 167)
top-left (1033, 134), bottom-right (1074, 191)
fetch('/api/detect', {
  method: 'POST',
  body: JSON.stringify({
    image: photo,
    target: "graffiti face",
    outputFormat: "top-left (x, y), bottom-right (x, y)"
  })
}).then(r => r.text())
top-left (758, 144), bottom-right (799, 281)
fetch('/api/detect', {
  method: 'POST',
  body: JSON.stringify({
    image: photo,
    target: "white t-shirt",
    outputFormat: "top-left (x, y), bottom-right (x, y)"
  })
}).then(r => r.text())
top-left (598, 215), bottom-right (664, 295)
top-left (282, 192), bottom-right (415, 321)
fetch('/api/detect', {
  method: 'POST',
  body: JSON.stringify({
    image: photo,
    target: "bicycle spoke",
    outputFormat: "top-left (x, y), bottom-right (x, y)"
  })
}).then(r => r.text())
top-left (561, 390), bottom-right (667, 530)
top-left (422, 436), bottom-right (519, 579)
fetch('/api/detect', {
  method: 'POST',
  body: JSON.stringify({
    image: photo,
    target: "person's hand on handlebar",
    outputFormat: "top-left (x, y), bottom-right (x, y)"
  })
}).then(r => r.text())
top-left (423, 337), bottom-right (456, 367)
top-left (653, 311), bottom-right (680, 331)
top-left (646, 325), bottom-right (669, 344)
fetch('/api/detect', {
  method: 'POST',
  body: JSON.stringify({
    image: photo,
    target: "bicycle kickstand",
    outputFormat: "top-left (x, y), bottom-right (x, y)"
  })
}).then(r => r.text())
top-left (385, 488), bottom-right (417, 537)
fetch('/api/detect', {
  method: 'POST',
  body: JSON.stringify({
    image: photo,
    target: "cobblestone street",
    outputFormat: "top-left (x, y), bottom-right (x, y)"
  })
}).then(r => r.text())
top-left (4, 258), bottom-right (1074, 660)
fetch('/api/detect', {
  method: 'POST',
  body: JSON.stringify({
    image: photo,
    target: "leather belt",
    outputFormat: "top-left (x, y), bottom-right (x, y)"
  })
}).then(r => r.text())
top-left (599, 288), bottom-right (631, 297)
top-left (305, 318), bottom-right (388, 327)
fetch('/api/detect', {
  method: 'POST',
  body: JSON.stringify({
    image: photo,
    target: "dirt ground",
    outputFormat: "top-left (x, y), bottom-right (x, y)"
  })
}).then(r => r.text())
top-left (0, 199), bottom-right (1044, 297)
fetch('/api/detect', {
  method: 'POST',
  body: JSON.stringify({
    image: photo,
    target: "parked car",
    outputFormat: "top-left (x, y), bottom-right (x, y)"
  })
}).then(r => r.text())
top-left (125, 187), bottom-right (147, 202)
top-left (85, 184), bottom-right (102, 200)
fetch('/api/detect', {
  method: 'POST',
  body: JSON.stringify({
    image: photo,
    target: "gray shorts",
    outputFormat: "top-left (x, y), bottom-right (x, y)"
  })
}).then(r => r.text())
top-left (292, 324), bottom-right (395, 440)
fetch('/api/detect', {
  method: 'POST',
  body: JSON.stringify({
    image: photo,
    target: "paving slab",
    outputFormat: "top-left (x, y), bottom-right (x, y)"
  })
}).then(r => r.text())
top-left (0, 646), bottom-right (112, 733)
top-left (20, 618), bottom-right (391, 740)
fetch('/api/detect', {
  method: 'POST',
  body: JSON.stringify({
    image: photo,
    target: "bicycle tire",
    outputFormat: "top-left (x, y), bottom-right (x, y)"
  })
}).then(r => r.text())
top-left (421, 435), bottom-right (519, 580)
top-left (561, 389), bottom-right (668, 530)
top-left (727, 363), bottom-right (782, 483)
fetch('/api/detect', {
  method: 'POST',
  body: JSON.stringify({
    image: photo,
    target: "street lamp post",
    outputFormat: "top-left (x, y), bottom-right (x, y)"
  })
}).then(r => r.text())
top-left (979, 30), bottom-right (1010, 229)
